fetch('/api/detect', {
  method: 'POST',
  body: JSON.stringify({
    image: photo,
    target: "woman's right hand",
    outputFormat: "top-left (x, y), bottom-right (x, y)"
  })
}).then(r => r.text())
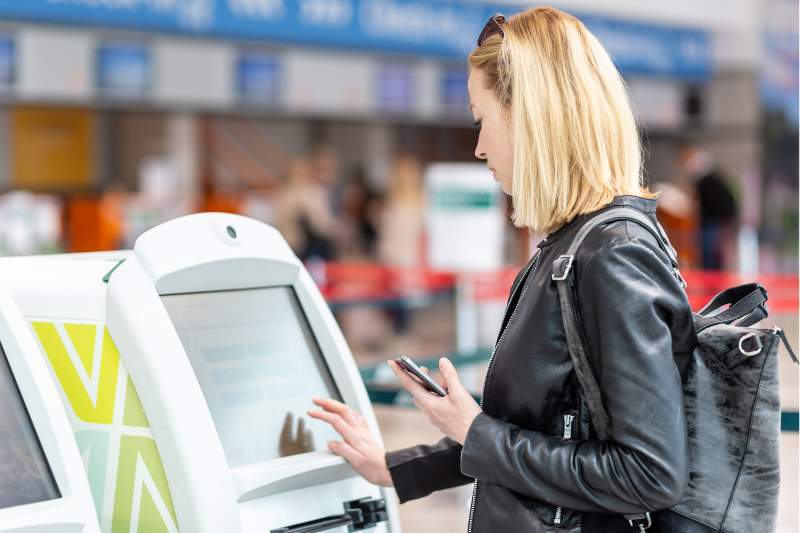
top-left (308, 397), bottom-right (393, 487)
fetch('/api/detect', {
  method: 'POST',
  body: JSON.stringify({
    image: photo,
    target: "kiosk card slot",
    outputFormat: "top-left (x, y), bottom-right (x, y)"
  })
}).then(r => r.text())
top-left (271, 497), bottom-right (388, 533)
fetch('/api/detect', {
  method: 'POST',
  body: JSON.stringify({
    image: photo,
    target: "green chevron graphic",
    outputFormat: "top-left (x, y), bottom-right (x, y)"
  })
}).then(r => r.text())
top-left (32, 321), bottom-right (179, 533)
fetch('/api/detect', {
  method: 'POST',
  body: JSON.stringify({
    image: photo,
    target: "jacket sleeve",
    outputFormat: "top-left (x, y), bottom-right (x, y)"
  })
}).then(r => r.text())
top-left (460, 235), bottom-right (692, 514)
top-left (386, 437), bottom-right (474, 503)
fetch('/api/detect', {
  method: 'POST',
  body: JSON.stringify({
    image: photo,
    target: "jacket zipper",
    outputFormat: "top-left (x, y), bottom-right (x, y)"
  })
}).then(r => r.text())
top-left (552, 413), bottom-right (575, 526)
top-left (467, 244), bottom-right (545, 533)
top-left (773, 327), bottom-right (798, 363)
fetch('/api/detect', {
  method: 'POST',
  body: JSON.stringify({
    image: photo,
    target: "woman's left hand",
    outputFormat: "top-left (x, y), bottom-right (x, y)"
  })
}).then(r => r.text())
top-left (388, 357), bottom-right (482, 444)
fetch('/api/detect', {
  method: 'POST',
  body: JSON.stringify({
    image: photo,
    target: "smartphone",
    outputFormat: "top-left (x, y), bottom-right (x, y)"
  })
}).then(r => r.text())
top-left (391, 356), bottom-right (448, 397)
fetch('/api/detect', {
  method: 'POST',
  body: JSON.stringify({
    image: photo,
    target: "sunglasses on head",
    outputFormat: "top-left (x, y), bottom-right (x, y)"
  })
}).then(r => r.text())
top-left (477, 13), bottom-right (506, 46)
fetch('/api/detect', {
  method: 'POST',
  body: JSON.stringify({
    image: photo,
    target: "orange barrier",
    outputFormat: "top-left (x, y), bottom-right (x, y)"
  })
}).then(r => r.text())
top-left (66, 195), bottom-right (124, 252)
top-left (317, 262), bottom-right (455, 303)
top-left (318, 261), bottom-right (799, 314)
top-left (466, 268), bottom-right (799, 313)
top-left (683, 271), bottom-right (798, 314)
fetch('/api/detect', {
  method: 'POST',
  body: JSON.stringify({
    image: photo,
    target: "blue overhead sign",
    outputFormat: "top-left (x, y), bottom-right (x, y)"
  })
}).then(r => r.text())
top-left (377, 63), bottom-right (415, 113)
top-left (0, 1), bottom-right (712, 79)
top-left (96, 42), bottom-right (151, 97)
top-left (237, 52), bottom-right (282, 105)
top-left (0, 37), bottom-right (13, 88)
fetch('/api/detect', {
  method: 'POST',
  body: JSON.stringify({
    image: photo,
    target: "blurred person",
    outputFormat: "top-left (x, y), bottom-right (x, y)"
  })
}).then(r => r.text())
top-left (310, 7), bottom-right (695, 533)
top-left (274, 158), bottom-right (339, 261)
top-left (652, 181), bottom-right (698, 267)
top-left (377, 154), bottom-right (425, 268)
top-left (339, 166), bottom-right (381, 259)
top-left (377, 154), bottom-right (426, 334)
top-left (678, 143), bottom-right (738, 269)
top-left (310, 144), bottom-right (344, 212)
top-left (334, 166), bottom-right (390, 352)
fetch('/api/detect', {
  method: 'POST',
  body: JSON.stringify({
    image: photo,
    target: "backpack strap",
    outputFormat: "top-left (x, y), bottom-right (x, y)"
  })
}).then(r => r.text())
top-left (552, 206), bottom-right (676, 531)
top-left (552, 205), bottom-right (677, 438)
top-left (552, 207), bottom-right (685, 290)
top-left (695, 283), bottom-right (769, 332)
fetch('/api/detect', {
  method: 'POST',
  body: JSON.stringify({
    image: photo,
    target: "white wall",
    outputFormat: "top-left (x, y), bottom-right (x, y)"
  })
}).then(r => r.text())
top-left (17, 27), bottom-right (94, 100)
top-left (155, 39), bottom-right (234, 108)
top-left (283, 49), bottom-right (376, 116)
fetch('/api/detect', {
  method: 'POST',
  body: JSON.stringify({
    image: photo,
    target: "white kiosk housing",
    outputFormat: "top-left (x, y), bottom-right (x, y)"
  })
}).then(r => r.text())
top-left (0, 285), bottom-right (99, 533)
top-left (0, 213), bottom-right (400, 533)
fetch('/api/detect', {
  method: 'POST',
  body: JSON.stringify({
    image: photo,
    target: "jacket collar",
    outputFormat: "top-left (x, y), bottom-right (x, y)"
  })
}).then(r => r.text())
top-left (538, 195), bottom-right (657, 248)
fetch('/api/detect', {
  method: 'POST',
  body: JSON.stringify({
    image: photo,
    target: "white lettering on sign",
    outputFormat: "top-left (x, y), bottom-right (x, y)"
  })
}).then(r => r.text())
top-left (591, 25), bottom-right (672, 71)
top-left (178, 0), bottom-right (213, 29)
top-left (299, 0), bottom-right (353, 28)
top-left (359, 0), bottom-right (473, 52)
top-left (46, 0), bottom-right (214, 30)
top-left (228, 0), bottom-right (286, 20)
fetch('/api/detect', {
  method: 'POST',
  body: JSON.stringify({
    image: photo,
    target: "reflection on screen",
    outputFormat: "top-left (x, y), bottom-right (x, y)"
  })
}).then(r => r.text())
top-left (0, 344), bottom-right (60, 509)
top-left (161, 287), bottom-right (343, 467)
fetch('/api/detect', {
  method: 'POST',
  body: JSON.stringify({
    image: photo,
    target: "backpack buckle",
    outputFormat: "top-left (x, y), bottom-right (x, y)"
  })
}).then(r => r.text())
top-left (739, 332), bottom-right (763, 356)
top-left (552, 255), bottom-right (575, 281)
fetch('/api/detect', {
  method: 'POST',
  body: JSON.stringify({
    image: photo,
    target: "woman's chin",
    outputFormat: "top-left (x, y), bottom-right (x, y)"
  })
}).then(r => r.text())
top-left (492, 174), bottom-right (511, 195)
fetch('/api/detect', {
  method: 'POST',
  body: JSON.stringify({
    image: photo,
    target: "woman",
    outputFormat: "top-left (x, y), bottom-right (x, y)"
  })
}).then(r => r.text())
top-left (274, 158), bottom-right (339, 261)
top-left (308, 7), bottom-right (695, 532)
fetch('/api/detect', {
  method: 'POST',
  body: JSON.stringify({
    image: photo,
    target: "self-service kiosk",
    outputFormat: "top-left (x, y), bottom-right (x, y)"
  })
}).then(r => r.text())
top-left (0, 284), bottom-right (99, 533)
top-left (0, 213), bottom-right (400, 533)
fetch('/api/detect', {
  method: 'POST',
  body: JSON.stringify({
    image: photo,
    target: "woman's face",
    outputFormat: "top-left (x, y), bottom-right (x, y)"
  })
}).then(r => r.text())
top-left (468, 68), bottom-right (513, 195)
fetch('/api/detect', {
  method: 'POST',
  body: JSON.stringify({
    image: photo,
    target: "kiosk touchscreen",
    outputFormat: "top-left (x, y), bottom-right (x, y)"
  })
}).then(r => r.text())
top-left (0, 284), bottom-right (99, 533)
top-left (106, 213), bottom-right (401, 533)
top-left (161, 286), bottom-right (343, 466)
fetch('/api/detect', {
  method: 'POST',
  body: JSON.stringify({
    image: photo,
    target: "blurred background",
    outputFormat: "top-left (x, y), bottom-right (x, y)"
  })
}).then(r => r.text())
top-left (0, 0), bottom-right (796, 531)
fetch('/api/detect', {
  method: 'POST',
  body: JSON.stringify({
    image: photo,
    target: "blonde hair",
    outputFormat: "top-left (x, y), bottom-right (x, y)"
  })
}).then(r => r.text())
top-left (469, 7), bottom-right (654, 232)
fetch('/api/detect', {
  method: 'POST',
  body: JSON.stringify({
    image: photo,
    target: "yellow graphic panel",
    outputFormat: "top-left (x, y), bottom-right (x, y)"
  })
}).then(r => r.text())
top-left (113, 436), bottom-right (178, 533)
top-left (65, 323), bottom-right (96, 378)
top-left (123, 377), bottom-right (150, 428)
top-left (32, 322), bottom-right (119, 424)
top-left (31, 321), bottom-right (179, 533)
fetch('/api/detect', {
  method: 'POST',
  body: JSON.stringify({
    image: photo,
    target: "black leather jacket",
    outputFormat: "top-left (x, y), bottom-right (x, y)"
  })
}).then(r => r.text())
top-left (385, 196), bottom-right (697, 532)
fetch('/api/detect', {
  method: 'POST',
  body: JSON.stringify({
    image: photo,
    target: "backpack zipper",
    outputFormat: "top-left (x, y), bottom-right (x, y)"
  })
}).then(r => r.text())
top-left (553, 506), bottom-right (564, 526)
top-left (562, 413), bottom-right (575, 439)
top-left (467, 245), bottom-right (545, 533)
top-left (552, 413), bottom-right (575, 526)
top-left (773, 327), bottom-right (798, 363)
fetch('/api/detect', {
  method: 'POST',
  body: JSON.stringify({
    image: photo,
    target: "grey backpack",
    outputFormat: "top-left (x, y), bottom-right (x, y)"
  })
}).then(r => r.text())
top-left (552, 206), bottom-right (797, 533)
